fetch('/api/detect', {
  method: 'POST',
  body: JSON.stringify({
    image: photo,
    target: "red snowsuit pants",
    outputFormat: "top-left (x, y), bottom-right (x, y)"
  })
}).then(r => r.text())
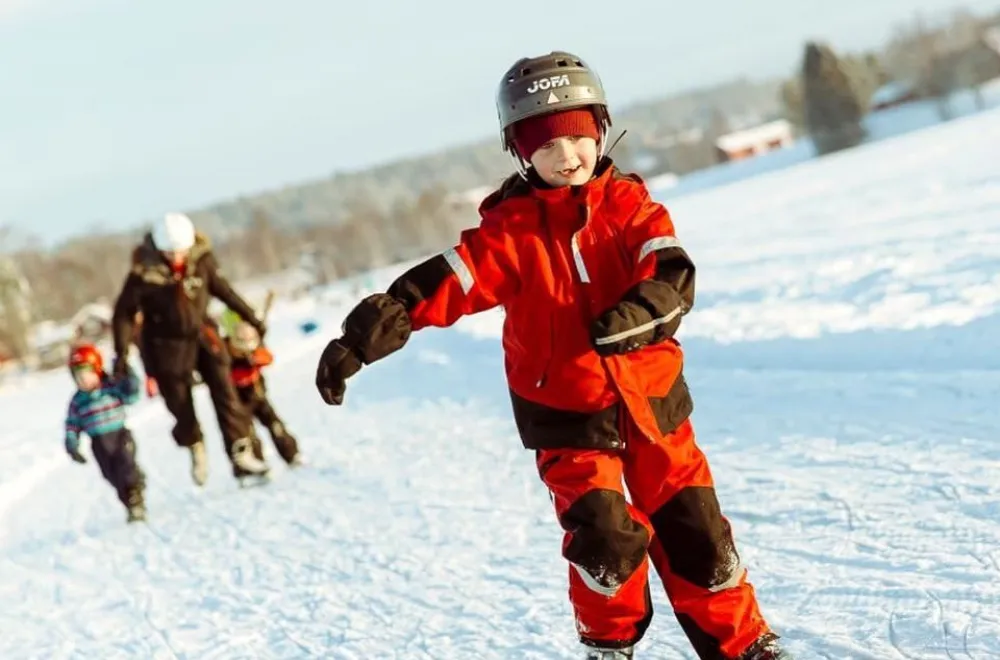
top-left (536, 417), bottom-right (770, 658)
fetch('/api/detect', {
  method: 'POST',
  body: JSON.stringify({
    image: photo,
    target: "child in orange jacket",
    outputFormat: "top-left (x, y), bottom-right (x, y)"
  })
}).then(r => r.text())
top-left (314, 51), bottom-right (791, 660)
top-left (226, 322), bottom-right (301, 466)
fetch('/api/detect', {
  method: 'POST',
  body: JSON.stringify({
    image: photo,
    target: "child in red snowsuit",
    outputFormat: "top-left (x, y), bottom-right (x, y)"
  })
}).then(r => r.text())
top-left (314, 51), bottom-right (791, 660)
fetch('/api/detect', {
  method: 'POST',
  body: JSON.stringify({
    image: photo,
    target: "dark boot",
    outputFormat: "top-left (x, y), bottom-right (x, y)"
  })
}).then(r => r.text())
top-left (124, 483), bottom-right (146, 523)
top-left (255, 398), bottom-right (300, 465)
top-left (126, 502), bottom-right (147, 523)
top-left (271, 429), bottom-right (301, 466)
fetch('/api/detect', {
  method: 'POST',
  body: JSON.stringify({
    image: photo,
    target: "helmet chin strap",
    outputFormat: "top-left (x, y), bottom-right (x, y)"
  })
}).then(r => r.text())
top-left (598, 127), bottom-right (609, 159)
top-left (510, 151), bottom-right (530, 181)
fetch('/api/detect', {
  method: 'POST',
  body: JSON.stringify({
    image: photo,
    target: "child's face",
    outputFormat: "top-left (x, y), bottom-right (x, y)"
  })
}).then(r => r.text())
top-left (232, 323), bottom-right (260, 353)
top-left (73, 366), bottom-right (101, 391)
top-left (529, 136), bottom-right (598, 187)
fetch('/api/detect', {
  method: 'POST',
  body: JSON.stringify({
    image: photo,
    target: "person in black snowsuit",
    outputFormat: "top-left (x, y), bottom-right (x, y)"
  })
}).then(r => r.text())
top-left (225, 320), bottom-right (302, 466)
top-left (111, 212), bottom-right (271, 486)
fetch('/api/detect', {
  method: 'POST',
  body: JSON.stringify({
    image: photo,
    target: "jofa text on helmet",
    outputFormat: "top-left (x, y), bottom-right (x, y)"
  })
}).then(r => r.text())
top-left (527, 75), bottom-right (571, 94)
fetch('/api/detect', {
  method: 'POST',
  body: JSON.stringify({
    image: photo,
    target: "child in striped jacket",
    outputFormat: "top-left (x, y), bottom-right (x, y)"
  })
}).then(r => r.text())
top-left (65, 342), bottom-right (148, 523)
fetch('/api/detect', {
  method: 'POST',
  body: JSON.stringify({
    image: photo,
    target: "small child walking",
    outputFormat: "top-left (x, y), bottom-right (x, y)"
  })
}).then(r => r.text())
top-left (64, 342), bottom-right (148, 523)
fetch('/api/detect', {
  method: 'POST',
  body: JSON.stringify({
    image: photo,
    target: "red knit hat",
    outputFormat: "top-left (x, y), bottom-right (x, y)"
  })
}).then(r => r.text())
top-left (511, 108), bottom-right (601, 160)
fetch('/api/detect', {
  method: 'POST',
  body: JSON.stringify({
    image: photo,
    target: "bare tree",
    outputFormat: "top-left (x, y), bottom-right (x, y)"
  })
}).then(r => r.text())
top-left (0, 246), bottom-right (34, 360)
top-left (248, 207), bottom-right (283, 273)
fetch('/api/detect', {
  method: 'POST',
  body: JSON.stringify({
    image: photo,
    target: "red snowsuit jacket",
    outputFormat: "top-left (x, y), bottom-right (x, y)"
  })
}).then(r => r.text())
top-left (385, 160), bottom-right (696, 451)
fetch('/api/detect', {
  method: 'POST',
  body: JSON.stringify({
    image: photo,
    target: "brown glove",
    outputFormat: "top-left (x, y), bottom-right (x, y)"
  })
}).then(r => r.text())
top-left (315, 339), bottom-right (363, 406)
top-left (315, 293), bottom-right (413, 405)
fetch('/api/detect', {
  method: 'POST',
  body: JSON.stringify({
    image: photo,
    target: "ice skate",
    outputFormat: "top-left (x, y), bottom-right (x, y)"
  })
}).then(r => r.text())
top-left (189, 440), bottom-right (208, 486)
top-left (233, 460), bottom-right (272, 488)
top-left (583, 645), bottom-right (633, 659)
top-left (231, 436), bottom-right (270, 485)
top-left (236, 472), bottom-right (272, 488)
top-left (231, 436), bottom-right (269, 475)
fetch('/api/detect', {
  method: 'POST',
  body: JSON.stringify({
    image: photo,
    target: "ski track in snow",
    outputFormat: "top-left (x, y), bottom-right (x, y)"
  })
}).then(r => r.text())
top-left (3, 109), bottom-right (1000, 658)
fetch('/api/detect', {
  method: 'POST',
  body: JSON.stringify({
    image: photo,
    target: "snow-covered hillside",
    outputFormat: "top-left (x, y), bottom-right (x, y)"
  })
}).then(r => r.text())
top-left (2, 107), bottom-right (1000, 659)
top-left (657, 79), bottom-right (1000, 203)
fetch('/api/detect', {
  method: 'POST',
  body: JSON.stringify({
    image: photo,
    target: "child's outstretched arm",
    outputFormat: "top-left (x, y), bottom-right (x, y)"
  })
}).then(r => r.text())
top-left (111, 364), bottom-right (142, 405)
top-left (385, 222), bottom-right (520, 330)
top-left (64, 402), bottom-right (87, 464)
top-left (591, 200), bottom-right (696, 356)
top-left (315, 222), bottom-right (519, 405)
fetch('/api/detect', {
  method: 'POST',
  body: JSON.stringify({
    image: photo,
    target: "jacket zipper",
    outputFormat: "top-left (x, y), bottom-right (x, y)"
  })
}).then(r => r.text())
top-left (539, 202), bottom-right (594, 389)
top-left (574, 203), bottom-right (595, 313)
top-left (577, 199), bottom-right (629, 447)
top-left (536, 203), bottom-right (559, 388)
top-left (535, 318), bottom-right (555, 388)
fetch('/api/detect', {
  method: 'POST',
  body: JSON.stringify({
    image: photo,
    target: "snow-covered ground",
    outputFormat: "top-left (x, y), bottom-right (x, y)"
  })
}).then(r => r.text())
top-left (3, 106), bottom-right (1000, 659)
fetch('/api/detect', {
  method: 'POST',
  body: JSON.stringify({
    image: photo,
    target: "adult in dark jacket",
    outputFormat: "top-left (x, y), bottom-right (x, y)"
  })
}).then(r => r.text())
top-left (111, 212), bottom-right (270, 486)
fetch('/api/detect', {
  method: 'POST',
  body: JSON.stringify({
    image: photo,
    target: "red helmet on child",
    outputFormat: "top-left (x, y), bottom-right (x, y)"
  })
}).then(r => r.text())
top-left (69, 342), bottom-right (104, 374)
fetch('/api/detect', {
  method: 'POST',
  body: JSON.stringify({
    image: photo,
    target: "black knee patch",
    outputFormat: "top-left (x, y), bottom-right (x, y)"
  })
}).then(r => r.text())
top-left (561, 489), bottom-right (650, 591)
top-left (649, 486), bottom-right (741, 589)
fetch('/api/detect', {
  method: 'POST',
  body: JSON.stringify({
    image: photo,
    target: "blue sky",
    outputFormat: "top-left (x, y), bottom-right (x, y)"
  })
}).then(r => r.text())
top-left (2, 0), bottom-right (998, 241)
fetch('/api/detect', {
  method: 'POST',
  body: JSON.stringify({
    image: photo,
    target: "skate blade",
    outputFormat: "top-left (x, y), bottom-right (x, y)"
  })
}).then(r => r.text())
top-left (237, 473), bottom-right (272, 489)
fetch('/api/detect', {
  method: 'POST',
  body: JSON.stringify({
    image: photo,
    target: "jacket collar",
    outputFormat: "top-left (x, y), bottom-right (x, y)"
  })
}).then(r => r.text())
top-left (478, 157), bottom-right (619, 216)
top-left (133, 231), bottom-right (212, 278)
